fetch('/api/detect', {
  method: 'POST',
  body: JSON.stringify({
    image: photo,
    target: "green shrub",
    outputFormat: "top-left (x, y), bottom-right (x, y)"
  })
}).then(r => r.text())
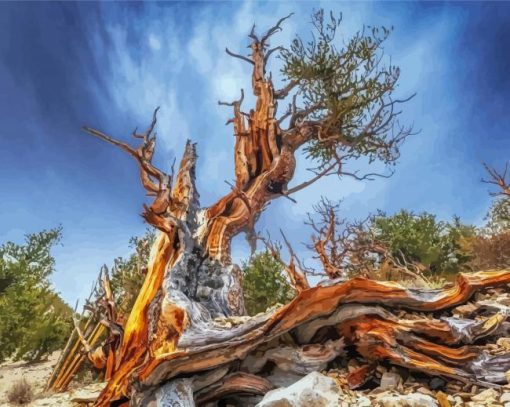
top-left (0, 228), bottom-right (72, 362)
top-left (242, 251), bottom-right (295, 316)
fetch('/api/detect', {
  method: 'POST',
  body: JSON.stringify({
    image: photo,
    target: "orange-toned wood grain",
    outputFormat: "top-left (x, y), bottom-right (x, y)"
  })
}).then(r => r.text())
top-left (137, 269), bottom-right (510, 387)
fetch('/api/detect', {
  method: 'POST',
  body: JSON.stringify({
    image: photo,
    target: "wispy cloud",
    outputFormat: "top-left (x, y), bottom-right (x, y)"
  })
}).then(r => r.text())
top-left (2, 1), bottom-right (506, 304)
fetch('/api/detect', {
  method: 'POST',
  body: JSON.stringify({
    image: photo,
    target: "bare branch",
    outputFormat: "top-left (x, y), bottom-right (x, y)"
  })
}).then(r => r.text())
top-left (341, 169), bottom-right (394, 181)
top-left (83, 108), bottom-right (169, 193)
top-left (285, 161), bottom-right (339, 196)
top-left (218, 89), bottom-right (245, 107)
top-left (248, 23), bottom-right (258, 42)
top-left (72, 302), bottom-right (91, 354)
top-left (264, 46), bottom-right (284, 65)
top-left (274, 80), bottom-right (299, 100)
top-left (482, 162), bottom-right (510, 197)
top-left (260, 13), bottom-right (294, 47)
top-left (225, 47), bottom-right (254, 65)
top-left (258, 232), bottom-right (310, 292)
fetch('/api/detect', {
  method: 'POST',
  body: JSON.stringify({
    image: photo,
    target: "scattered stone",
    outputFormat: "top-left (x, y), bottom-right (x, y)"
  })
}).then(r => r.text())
top-left (455, 392), bottom-right (474, 400)
top-left (452, 302), bottom-right (477, 316)
top-left (70, 382), bottom-right (105, 403)
top-left (429, 377), bottom-right (446, 391)
top-left (501, 392), bottom-right (510, 402)
top-left (380, 371), bottom-right (403, 390)
top-left (453, 396), bottom-right (463, 406)
top-left (417, 387), bottom-right (435, 396)
top-left (446, 382), bottom-right (462, 393)
top-left (375, 393), bottom-right (439, 407)
top-left (256, 372), bottom-right (343, 407)
top-left (471, 388), bottom-right (499, 403)
top-left (498, 338), bottom-right (510, 351)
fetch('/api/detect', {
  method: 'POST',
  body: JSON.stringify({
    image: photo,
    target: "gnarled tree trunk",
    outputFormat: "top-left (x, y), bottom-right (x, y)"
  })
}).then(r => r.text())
top-left (72, 14), bottom-right (510, 407)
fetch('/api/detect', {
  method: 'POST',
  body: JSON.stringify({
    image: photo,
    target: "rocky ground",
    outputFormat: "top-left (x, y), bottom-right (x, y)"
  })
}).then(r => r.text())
top-left (0, 352), bottom-right (103, 407)
top-left (256, 368), bottom-right (510, 407)
top-left (255, 285), bottom-right (510, 407)
top-left (3, 360), bottom-right (508, 406)
top-left (4, 286), bottom-right (510, 406)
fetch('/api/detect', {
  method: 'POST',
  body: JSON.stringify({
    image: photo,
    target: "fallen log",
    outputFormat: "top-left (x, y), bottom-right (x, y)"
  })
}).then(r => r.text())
top-left (138, 269), bottom-right (510, 388)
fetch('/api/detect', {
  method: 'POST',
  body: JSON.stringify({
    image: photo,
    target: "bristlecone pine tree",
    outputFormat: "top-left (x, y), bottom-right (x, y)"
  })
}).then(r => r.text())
top-left (54, 11), bottom-right (510, 406)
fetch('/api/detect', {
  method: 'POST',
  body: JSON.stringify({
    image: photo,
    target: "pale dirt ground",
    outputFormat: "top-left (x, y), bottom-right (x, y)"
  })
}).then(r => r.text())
top-left (0, 352), bottom-right (103, 406)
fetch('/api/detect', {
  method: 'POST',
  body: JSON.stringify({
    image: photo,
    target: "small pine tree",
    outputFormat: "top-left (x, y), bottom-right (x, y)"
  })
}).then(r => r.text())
top-left (242, 250), bottom-right (295, 316)
top-left (0, 227), bottom-right (72, 362)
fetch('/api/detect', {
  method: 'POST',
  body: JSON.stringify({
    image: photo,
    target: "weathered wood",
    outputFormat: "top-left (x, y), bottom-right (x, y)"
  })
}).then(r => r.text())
top-left (195, 373), bottom-right (273, 406)
top-left (74, 12), bottom-right (510, 407)
top-left (136, 270), bottom-right (510, 387)
top-left (240, 338), bottom-right (345, 375)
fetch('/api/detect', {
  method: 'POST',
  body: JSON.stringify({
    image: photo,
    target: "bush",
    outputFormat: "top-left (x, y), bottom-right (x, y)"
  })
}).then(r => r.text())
top-left (462, 231), bottom-right (510, 271)
top-left (372, 211), bottom-right (475, 276)
top-left (0, 228), bottom-right (72, 362)
top-left (7, 378), bottom-right (33, 405)
top-left (242, 251), bottom-right (295, 316)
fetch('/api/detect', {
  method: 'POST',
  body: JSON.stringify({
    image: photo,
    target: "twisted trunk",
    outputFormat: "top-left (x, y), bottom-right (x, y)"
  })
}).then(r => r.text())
top-left (70, 18), bottom-right (510, 407)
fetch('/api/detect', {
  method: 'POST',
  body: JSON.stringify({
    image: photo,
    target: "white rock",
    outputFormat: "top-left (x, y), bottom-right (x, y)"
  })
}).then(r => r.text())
top-left (471, 388), bottom-right (498, 402)
top-left (69, 382), bottom-right (105, 403)
top-left (379, 372), bottom-right (403, 390)
top-left (376, 393), bottom-right (439, 407)
top-left (156, 378), bottom-right (194, 406)
top-left (256, 371), bottom-right (343, 407)
top-left (502, 392), bottom-right (510, 403)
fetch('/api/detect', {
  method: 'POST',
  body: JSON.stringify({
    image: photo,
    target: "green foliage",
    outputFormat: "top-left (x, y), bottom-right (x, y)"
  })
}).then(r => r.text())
top-left (372, 210), bottom-right (475, 275)
top-left (280, 9), bottom-right (411, 166)
top-left (242, 250), bottom-right (295, 316)
top-left (486, 197), bottom-right (510, 232)
top-left (109, 228), bottom-right (156, 316)
top-left (0, 227), bottom-right (72, 362)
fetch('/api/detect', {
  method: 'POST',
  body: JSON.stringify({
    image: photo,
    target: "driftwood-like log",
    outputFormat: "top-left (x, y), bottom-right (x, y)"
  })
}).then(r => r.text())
top-left (136, 270), bottom-right (510, 388)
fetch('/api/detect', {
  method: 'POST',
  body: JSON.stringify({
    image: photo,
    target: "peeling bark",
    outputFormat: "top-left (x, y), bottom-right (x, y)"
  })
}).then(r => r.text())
top-left (66, 13), bottom-right (510, 407)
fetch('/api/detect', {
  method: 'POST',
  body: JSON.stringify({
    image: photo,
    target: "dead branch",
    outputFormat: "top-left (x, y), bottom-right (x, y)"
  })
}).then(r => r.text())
top-left (225, 47), bottom-right (254, 65)
top-left (260, 13), bottom-right (294, 48)
top-left (83, 109), bottom-right (175, 233)
top-left (483, 162), bottom-right (510, 197)
top-left (259, 232), bottom-right (310, 293)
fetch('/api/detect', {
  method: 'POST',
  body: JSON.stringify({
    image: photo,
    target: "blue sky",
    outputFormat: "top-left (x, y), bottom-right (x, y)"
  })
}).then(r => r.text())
top-left (0, 1), bottom-right (509, 305)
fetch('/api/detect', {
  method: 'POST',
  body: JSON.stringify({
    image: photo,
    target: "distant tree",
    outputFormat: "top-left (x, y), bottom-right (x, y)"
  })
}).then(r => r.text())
top-left (109, 229), bottom-right (156, 318)
top-left (372, 210), bottom-right (475, 275)
top-left (483, 163), bottom-right (510, 232)
top-left (462, 232), bottom-right (510, 271)
top-left (0, 227), bottom-right (72, 362)
top-left (242, 251), bottom-right (295, 316)
top-left (487, 199), bottom-right (510, 231)
top-left (460, 163), bottom-right (510, 271)
top-left (305, 200), bottom-right (475, 283)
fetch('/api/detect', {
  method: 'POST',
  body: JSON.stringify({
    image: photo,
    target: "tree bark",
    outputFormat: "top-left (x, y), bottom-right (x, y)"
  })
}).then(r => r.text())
top-left (73, 17), bottom-right (510, 407)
